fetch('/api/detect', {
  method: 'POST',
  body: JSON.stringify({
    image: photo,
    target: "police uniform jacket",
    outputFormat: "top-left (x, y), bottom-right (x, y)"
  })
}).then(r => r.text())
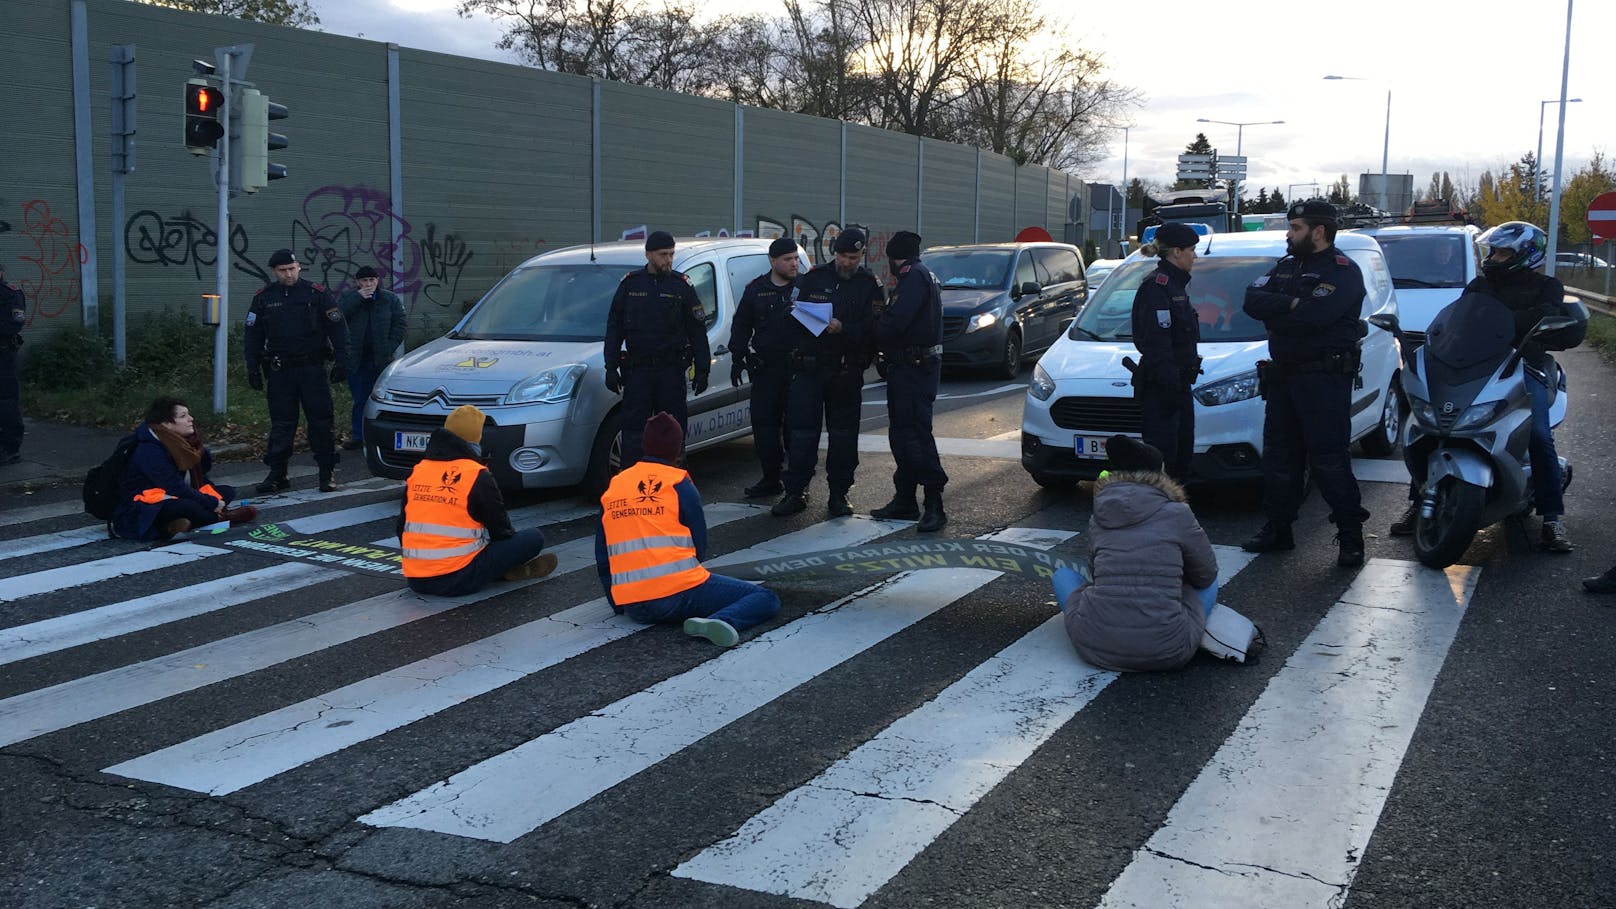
top-left (246, 278), bottom-right (349, 374)
top-left (1466, 270), bottom-right (1570, 367)
top-left (0, 280), bottom-right (24, 347)
top-left (604, 267), bottom-right (711, 375)
top-left (876, 259), bottom-right (943, 354)
top-left (1241, 246), bottom-right (1366, 364)
top-left (1130, 260), bottom-right (1200, 392)
top-left (790, 263), bottom-right (880, 367)
top-left (729, 273), bottom-right (798, 364)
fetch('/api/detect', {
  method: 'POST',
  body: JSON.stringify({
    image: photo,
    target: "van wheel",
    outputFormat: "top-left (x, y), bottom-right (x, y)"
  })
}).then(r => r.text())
top-left (1358, 384), bottom-right (1402, 457)
top-left (583, 411), bottom-right (623, 496)
top-left (997, 330), bottom-right (1023, 380)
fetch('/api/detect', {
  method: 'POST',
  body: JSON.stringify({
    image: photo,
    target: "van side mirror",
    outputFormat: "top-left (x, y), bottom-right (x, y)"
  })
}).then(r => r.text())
top-left (1366, 313), bottom-right (1400, 335)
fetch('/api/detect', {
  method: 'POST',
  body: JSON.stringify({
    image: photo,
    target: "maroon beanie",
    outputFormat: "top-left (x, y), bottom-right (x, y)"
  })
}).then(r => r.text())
top-left (642, 412), bottom-right (684, 462)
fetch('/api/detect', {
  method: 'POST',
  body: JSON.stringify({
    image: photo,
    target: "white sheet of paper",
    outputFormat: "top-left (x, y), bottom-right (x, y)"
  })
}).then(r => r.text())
top-left (792, 301), bottom-right (833, 336)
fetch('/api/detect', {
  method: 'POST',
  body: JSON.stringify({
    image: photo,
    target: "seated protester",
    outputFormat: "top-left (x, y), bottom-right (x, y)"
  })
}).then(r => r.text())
top-left (1584, 565), bottom-right (1616, 596)
top-left (399, 404), bottom-right (556, 596)
top-left (596, 412), bottom-right (780, 647)
top-left (113, 397), bottom-right (257, 540)
top-left (1054, 435), bottom-right (1220, 671)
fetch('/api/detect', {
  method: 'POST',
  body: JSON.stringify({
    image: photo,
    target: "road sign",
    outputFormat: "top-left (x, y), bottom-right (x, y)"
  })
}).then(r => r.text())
top-left (1178, 154), bottom-right (1213, 165)
top-left (1587, 191), bottom-right (1616, 241)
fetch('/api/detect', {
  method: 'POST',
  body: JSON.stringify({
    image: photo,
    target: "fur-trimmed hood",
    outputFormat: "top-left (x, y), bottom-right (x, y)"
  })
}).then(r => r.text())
top-left (1090, 470), bottom-right (1187, 530)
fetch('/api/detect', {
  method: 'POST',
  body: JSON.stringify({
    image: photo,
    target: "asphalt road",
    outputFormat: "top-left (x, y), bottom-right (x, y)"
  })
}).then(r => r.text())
top-left (2, 354), bottom-right (1613, 909)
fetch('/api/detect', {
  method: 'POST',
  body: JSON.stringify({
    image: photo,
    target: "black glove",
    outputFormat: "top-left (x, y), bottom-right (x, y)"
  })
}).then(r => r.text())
top-left (875, 356), bottom-right (890, 380)
top-left (692, 372), bottom-right (709, 395)
top-left (330, 365), bottom-right (346, 384)
top-left (247, 370), bottom-right (264, 392)
top-left (731, 362), bottom-right (746, 387)
top-left (604, 365), bottom-right (621, 394)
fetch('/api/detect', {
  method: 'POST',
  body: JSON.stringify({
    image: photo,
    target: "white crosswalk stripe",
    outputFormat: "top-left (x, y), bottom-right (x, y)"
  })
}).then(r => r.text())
top-left (0, 464), bottom-right (325, 528)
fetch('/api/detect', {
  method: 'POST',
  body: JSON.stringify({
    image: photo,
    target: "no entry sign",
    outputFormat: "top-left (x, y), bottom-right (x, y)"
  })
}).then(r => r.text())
top-left (1587, 191), bottom-right (1616, 241)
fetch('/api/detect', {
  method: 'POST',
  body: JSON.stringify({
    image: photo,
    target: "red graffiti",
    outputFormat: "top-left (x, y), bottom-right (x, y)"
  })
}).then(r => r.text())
top-left (12, 199), bottom-right (85, 324)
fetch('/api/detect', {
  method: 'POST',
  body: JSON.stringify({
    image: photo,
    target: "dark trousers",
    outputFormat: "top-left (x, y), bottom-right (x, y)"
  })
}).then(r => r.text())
top-left (407, 528), bottom-right (547, 597)
top-left (265, 363), bottom-right (337, 472)
top-left (886, 360), bottom-right (948, 494)
top-left (620, 364), bottom-right (688, 466)
top-left (1261, 371), bottom-right (1367, 528)
top-left (347, 361), bottom-right (382, 439)
top-left (749, 364), bottom-right (790, 482)
top-left (0, 348), bottom-right (21, 455)
top-left (623, 572), bottom-right (781, 632)
top-left (1139, 386), bottom-right (1195, 482)
top-left (156, 498), bottom-right (219, 534)
top-left (1524, 372), bottom-right (1564, 516)
top-left (782, 367), bottom-right (862, 494)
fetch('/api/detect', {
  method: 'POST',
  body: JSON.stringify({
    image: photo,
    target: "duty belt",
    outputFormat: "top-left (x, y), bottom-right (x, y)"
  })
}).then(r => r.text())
top-left (624, 349), bottom-right (692, 369)
top-left (265, 352), bottom-right (322, 370)
top-left (885, 344), bottom-right (943, 368)
top-left (1271, 349), bottom-right (1359, 376)
top-left (790, 350), bottom-right (858, 372)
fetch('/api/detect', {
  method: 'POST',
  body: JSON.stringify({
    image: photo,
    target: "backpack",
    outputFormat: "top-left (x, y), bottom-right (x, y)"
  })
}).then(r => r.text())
top-left (83, 433), bottom-right (140, 523)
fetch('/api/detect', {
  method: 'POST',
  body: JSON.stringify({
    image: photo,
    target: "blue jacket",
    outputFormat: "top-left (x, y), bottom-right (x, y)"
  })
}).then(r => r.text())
top-left (111, 423), bottom-right (233, 541)
top-left (594, 457), bottom-right (707, 611)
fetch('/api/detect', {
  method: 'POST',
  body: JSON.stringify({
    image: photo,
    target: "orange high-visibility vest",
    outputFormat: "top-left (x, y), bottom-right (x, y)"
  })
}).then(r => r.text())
top-left (401, 457), bottom-right (490, 578)
top-left (600, 462), bottom-right (709, 604)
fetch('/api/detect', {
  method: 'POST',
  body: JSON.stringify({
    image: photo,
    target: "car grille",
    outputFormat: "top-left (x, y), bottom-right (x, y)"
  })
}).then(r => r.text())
top-left (375, 410), bottom-right (454, 429)
top-left (941, 316), bottom-right (967, 339)
top-left (1049, 396), bottom-right (1143, 433)
top-left (385, 388), bottom-right (505, 408)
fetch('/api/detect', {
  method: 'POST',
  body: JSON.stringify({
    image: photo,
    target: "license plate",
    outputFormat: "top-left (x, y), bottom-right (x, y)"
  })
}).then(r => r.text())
top-left (1073, 435), bottom-right (1108, 459)
top-left (394, 431), bottom-right (430, 452)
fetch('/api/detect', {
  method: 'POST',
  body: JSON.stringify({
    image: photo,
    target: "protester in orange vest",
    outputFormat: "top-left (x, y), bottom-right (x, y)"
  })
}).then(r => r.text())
top-left (112, 397), bottom-right (257, 540)
top-left (595, 412), bottom-right (780, 646)
top-left (399, 404), bottom-right (556, 595)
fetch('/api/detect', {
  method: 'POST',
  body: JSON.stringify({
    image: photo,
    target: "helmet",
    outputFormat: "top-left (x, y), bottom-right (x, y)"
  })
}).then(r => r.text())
top-left (1477, 221), bottom-right (1547, 278)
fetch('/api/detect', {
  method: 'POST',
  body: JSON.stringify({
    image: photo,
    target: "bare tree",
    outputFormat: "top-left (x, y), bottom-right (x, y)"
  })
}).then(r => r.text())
top-left (844, 0), bottom-right (1011, 137)
top-left (136, 0), bottom-right (319, 26)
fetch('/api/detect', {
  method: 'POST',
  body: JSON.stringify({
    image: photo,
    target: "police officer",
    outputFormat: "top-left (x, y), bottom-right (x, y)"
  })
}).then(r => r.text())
top-left (1130, 223), bottom-right (1202, 481)
top-left (728, 237), bottom-right (801, 498)
top-left (771, 228), bottom-right (881, 518)
top-left (872, 230), bottom-right (949, 532)
top-left (0, 261), bottom-right (25, 466)
top-left (1241, 200), bottom-right (1369, 567)
top-left (603, 231), bottom-right (711, 466)
top-left (246, 249), bottom-right (349, 494)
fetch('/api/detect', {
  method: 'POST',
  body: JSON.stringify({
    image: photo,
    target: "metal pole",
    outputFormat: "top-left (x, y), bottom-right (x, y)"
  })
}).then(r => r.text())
top-left (1545, 0), bottom-right (1574, 278)
top-left (591, 78), bottom-right (601, 245)
top-left (839, 122), bottom-right (847, 227)
top-left (1606, 240), bottom-right (1612, 296)
top-left (109, 44), bottom-right (135, 366)
top-left (916, 136), bottom-right (924, 232)
top-left (734, 105), bottom-right (744, 236)
top-left (1536, 101), bottom-right (1548, 202)
top-left (1234, 124), bottom-right (1244, 231)
top-left (213, 50), bottom-right (231, 414)
top-left (1380, 88), bottom-right (1391, 213)
top-left (973, 148), bottom-right (981, 243)
top-left (387, 45), bottom-right (403, 286)
top-left (1121, 127), bottom-right (1129, 234)
top-left (70, 0), bottom-right (100, 331)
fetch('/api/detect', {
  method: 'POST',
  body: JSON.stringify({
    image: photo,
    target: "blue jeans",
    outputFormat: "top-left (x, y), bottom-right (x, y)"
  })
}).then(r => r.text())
top-left (624, 572), bottom-right (780, 632)
top-left (348, 362), bottom-right (383, 439)
top-left (1526, 372), bottom-right (1563, 517)
top-left (1053, 566), bottom-right (1218, 617)
top-left (408, 528), bottom-right (547, 597)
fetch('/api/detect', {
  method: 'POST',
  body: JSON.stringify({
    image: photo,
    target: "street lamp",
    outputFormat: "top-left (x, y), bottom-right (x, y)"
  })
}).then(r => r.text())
top-left (1112, 125), bottom-right (1131, 242)
top-left (1536, 97), bottom-right (1582, 200)
top-left (1196, 117), bottom-right (1284, 229)
top-left (1323, 76), bottom-right (1392, 214)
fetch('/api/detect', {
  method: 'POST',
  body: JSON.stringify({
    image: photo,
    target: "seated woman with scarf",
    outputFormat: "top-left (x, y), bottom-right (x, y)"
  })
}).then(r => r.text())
top-left (113, 397), bottom-right (256, 540)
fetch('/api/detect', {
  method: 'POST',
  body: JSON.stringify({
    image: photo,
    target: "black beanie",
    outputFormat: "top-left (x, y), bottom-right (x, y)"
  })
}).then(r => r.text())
top-left (644, 230), bottom-right (675, 252)
top-left (642, 412), bottom-right (684, 462)
top-left (768, 237), bottom-right (798, 259)
top-left (885, 230), bottom-right (921, 261)
top-left (1154, 223), bottom-right (1200, 251)
top-left (267, 248), bottom-right (297, 267)
top-left (833, 227), bottom-right (867, 254)
top-left (1105, 434), bottom-right (1164, 473)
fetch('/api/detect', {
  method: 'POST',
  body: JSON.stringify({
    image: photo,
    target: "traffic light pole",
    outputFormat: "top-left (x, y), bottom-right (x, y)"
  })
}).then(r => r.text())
top-left (212, 49), bottom-right (232, 414)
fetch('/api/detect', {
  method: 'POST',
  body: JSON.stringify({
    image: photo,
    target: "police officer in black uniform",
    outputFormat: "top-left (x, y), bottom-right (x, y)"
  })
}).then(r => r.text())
top-left (872, 230), bottom-right (949, 532)
top-left (1130, 223), bottom-right (1202, 481)
top-left (729, 237), bottom-right (801, 499)
top-left (1241, 200), bottom-right (1370, 567)
top-left (603, 231), bottom-right (711, 466)
top-left (246, 249), bottom-right (349, 494)
top-left (770, 228), bottom-right (881, 518)
top-left (0, 261), bottom-right (26, 465)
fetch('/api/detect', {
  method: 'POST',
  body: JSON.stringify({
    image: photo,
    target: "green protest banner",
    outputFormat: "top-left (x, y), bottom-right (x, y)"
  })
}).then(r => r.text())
top-left (186, 523), bottom-right (406, 579)
top-left (723, 538), bottom-right (1082, 582)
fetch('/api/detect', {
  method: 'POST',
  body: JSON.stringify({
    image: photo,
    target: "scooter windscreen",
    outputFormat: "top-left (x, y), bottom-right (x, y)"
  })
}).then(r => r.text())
top-left (1424, 292), bottom-right (1517, 385)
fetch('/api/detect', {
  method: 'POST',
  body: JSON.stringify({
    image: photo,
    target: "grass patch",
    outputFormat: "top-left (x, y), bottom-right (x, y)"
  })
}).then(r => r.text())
top-left (1583, 307), bottom-right (1616, 361)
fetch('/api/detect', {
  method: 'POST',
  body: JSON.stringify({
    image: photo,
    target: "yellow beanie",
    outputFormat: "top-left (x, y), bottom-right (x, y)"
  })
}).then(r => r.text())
top-left (444, 404), bottom-right (485, 445)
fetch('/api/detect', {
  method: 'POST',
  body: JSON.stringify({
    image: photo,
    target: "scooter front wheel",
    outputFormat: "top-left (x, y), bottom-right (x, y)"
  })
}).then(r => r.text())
top-left (1413, 478), bottom-right (1485, 569)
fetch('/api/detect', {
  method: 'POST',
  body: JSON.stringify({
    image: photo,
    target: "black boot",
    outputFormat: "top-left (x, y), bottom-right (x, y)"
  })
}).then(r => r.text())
top-left (1388, 502), bottom-right (1419, 537)
top-left (744, 477), bottom-right (783, 498)
top-left (1241, 522), bottom-right (1294, 553)
top-left (319, 467), bottom-right (337, 493)
top-left (1336, 523), bottom-right (1365, 568)
top-left (871, 490), bottom-right (920, 521)
top-left (827, 490), bottom-right (854, 518)
top-left (255, 470), bottom-right (290, 495)
top-left (1582, 567), bottom-right (1616, 594)
top-left (917, 490), bottom-right (947, 533)
top-left (770, 490), bottom-right (808, 517)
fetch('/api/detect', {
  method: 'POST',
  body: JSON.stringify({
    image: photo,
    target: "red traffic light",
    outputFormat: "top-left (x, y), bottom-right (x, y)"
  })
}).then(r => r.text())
top-left (184, 79), bottom-right (226, 154)
top-left (186, 82), bottom-right (223, 117)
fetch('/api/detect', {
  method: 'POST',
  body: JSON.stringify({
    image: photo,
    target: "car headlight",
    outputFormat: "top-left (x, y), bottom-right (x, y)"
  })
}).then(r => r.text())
top-left (370, 360), bottom-right (403, 403)
top-left (965, 311), bottom-right (999, 333)
top-left (1452, 399), bottom-right (1506, 431)
top-left (505, 363), bottom-right (588, 405)
top-left (1191, 370), bottom-right (1260, 407)
top-left (1408, 395), bottom-right (1440, 429)
top-left (1029, 362), bottom-right (1056, 401)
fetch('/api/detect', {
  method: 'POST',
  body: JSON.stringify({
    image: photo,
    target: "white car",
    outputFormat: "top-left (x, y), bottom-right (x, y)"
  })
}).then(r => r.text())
top-left (1084, 258), bottom-right (1124, 290)
top-left (1021, 230), bottom-right (1403, 486)
top-left (1358, 225), bottom-right (1480, 351)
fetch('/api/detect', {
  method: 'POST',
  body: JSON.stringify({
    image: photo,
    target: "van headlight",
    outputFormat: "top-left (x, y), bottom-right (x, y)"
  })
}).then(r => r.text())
top-left (506, 363), bottom-right (587, 405)
top-left (965, 311), bottom-right (998, 333)
top-left (1192, 370), bottom-right (1260, 407)
top-left (370, 360), bottom-right (403, 403)
top-left (1029, 362), bottom-right (1056, 401)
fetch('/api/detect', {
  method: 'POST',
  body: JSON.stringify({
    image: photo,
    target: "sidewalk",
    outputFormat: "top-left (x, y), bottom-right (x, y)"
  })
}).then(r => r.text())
top-left (0, 417), bottom-right (256, 491)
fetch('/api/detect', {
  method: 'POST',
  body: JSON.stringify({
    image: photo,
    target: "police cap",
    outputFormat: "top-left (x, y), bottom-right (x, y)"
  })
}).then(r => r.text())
top-left (644, 230), bottom-right (675, 252)
top-left (267, 248), bottom-right (297, 268)
top-left (768, 237), bottom-right (798, 259)
top-left (832, 227), bottom-right (867, 254)
top-left (885, 230), bottom-right (922, 261)
top-left (1287, 199), bottom-right (1339, 226)
top-left (1155, 222), bottom-right (1200, 250)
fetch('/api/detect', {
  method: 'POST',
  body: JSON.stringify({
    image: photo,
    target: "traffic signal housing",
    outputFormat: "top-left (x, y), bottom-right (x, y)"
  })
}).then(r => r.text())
top-left (183, 78), bottom-right (224, 154)
top-left (237, 88), bottom-right (289, 192)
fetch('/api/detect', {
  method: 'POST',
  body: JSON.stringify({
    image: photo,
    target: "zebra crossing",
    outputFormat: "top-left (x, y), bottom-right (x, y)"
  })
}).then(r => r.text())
top-left (0, 483), bottom-right (1484, 908)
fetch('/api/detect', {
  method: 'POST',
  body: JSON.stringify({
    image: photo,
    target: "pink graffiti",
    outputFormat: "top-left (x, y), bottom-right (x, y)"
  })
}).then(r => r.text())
top-left (10, 199), bottom-right (86, 324)
top-left (292, 184), bottom-right (422, 303)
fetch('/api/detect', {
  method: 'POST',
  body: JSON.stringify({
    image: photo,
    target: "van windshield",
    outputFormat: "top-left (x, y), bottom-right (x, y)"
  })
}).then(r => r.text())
top-left (922, 249), bottom-right (1012, 289)
top-left (1070, 257), bottom-right (1276, 343)
top-left (1374, 234), bottom-right (1469, 288)
top-left (456, 265), bottom-right (622, 341)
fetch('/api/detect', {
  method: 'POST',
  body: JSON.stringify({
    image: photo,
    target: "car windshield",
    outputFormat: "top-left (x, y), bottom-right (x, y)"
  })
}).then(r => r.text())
top-left (455, 264), bottom-right (622, 341)
top-left (1070, 257), bottom-right (1275, 342)
top-left (923, 249), bottom-right (1012, 289)
top-left (1374, 234), bottom-right (1468, 288)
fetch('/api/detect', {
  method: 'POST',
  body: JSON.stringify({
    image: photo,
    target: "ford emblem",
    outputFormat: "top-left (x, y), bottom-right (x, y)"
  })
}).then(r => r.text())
top-left (1111, 381), bottom-right (1129, 387)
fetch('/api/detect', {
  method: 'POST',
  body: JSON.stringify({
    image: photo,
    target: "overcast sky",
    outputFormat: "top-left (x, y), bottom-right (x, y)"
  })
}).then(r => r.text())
top-left (317, 0), bottom-right (1612, 199)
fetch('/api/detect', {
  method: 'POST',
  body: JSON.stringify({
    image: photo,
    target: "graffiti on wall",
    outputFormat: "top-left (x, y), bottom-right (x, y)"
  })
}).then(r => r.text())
top-left (1, 198), bottom-right (87, 324)
top-left (125, 208), bottom-right (267, 285)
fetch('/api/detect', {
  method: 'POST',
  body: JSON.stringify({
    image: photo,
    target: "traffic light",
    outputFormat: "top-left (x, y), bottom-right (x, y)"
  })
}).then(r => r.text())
top-left (237, 88), bottom-right (289, 192)
top-left (183, 77), bottom-right (224, 155)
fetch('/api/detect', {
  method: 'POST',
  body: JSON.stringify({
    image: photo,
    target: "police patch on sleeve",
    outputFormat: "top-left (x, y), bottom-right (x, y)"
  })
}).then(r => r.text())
top-left (1156, 310), bottom-right (1172, 329)
top-left (1251, 275), bottom-right (1269, 287)
top-left (245, 312), bottom-right (257, 326)
top-left (1311, 283), bottom-right (1336, 298)
top-left (327, 308), bottom-right (344, 321)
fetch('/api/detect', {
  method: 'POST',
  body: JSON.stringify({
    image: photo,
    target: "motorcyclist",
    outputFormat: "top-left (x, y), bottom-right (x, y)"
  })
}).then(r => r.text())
top-left (1388, 221), bottom-right (1581, 551)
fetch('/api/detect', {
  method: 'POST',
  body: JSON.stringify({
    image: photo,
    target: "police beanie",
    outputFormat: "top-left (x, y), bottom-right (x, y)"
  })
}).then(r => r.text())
top-left (644, 230), bottom-right (676, 252)
top-left (355, 265), bottom-right (379, 280)
top-left (833, 228), bottom-right (867, 254)
top-left (769, 237), bottom-right (798, 259)
top-left (267, 248), bottom-right (297, 268)
top-left (1155, 223), bottom-right (1200, 251)
top-left (444, 405), bottom-right (485, 446)
top-left (1105, 434), bottom-right (1164, 473)
top-left (1288, 199), bottom-right (1339, 226)
top-left (642, 412), bottom-right (684, 463)
top-left (885, 230), bottom-right (921, 261)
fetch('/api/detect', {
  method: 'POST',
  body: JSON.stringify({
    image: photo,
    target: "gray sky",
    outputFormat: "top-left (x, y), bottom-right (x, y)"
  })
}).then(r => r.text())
top-left (317, 0), bottom-right (1612, 199)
